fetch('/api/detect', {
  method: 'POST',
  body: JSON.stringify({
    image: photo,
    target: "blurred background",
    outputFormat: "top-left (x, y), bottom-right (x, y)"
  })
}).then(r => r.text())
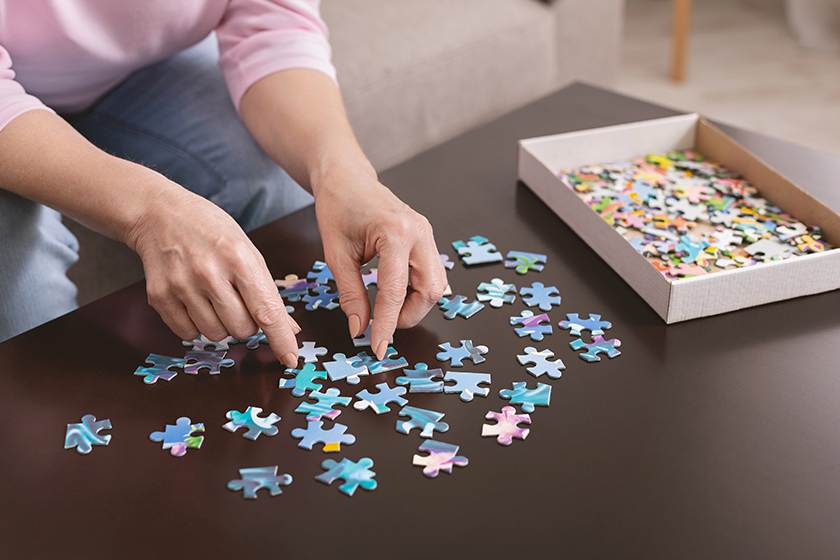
top-left (618, 0), bottom-right (840, 157)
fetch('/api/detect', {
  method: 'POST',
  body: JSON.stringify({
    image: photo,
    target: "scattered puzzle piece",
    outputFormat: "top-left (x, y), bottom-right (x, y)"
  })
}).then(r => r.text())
top-left (396, 363), bottom-right (444, 393)
top-left (436, 340), bottom-right (489, 367)
top-left (351, 322), bottom-right (393, 347)
top-left (64, 415), bottom-right (112, 454)
top-left (227, 466), bottom-right (292, 499)
top-left (324, 353), bottom-right (369, 384)
top-left (412, 440), bottom-right (468, 477)
top-left (222, 407), bottom-right (281, 440)
top-left (291, 420), bottom-right (356, 452)
top-left (350, 348), bottom-right (408, 374)
top-left (499, 382), bottom-right (551, 413)
top-left (134, 354), bottom-right (185, 384)
top-left (440, 253), bottom-right (454, 270)
top-left (298, 341), bottom-right (328, 363)
top-left (476, 278), bottom-right (516, 307)
top-left (453, 236), bottom-right (503, 265)
top-left (302, 285), bottom-right (340, 310)
top-left (504, 251), bottom-right (547, 274)
top-left (279, 363), bottom-right (327, 396)
top-left (510, 310), bottom-right (553, 341)
top-left (184, 350), bottom-right (235, 375)
top-left (519, 282), bottom-right (562, 311)
top-left (149, 417), bottom-right (205, 457)
top-left (443, 371), bottom-right (491, 402)
top-left (316, 457), bottom-right (377, 496)
top-left (182, 334), bottom-right (237, 351)
top-left (307, 260), bottom-right (334, 284)
top-left (239, 331), bottom-right (268, 350)
top-left (295, 388), bottom-right (352, 421)
top-left (275, 274), bottom-right (318, 302)
top-left (437, 295), bottom-right (485, 319)
top-left (396, 406), bottom-right (449, 438)
top-left (517, 347), bottom-right (565, 379)
top-left (482, 406), bottom-right (531, 445)
top-left (353, 382), bottom-right (408, 414)
top-left (558, 313), bottom-right (612, 337)
top-left (569, 335), bottom-right (622, 362)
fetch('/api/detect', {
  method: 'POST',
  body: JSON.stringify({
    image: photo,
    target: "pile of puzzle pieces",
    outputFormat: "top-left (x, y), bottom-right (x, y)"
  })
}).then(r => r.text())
top-left (558, 150), bottom-right (834, 280)
top-left (65, 237), bottom-right (623, 499)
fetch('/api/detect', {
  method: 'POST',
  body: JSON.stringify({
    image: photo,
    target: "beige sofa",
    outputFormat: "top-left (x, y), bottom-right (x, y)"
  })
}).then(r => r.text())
top-left (66, 0), bottom-right (625, 306)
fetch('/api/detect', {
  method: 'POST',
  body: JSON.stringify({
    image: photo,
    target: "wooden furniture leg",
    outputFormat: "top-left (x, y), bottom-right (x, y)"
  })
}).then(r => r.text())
top-left (672, 0), bottom-right (692, 82)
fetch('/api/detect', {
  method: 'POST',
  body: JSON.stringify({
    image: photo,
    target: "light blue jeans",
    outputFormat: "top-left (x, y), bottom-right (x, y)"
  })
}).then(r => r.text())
top-left (0, 35), bottom-right (313, 342)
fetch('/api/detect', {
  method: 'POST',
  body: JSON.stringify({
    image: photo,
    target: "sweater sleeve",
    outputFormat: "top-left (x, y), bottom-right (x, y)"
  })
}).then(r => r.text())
top-left (216, 0), bottom-right (337, 111)
top-left (0, 45), bottom-right (55, 133)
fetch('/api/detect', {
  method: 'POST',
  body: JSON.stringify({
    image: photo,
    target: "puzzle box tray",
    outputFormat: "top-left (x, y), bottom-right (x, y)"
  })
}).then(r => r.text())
top-left (516, 113), bottom-right (840, 323)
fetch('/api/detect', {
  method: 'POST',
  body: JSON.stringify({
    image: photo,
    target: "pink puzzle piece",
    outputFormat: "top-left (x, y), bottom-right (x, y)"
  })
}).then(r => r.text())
top-left (482, 406), bottom-right (531, 445)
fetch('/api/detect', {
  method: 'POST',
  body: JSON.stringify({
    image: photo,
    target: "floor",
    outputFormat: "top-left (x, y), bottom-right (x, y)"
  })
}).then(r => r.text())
top-left (617, 0), bottom-right (840, 158)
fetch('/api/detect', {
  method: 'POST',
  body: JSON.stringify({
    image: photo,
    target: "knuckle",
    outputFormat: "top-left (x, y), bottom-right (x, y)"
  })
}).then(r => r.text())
top-left (252, 298), bottom-right (286, 328)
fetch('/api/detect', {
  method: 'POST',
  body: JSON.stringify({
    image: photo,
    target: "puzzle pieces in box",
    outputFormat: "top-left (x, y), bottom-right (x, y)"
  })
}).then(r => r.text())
top-left (350, 347), bottom-right (408, 374)
top-left (149, 417), bottom-right (204, 457)
top-left (396, 406), bottom-right (449, 438)
top-left (396, 363), bottom-right (444, 393)
top-left (476, 278), bottom-right (516, 307)
top-left (504, 251), bottom-right (547, 274)
top-left (64, 414), bottom-right (112, 454)
top-left (744, 238), bottom-right (798, 261)
top-left (182, 334), bottom-right (237, 351)
top-left (298, 341), bottom-right (328, 363)
top-left (353, 382), bottom-right (408, 414)
top-left (437, 295), bottom-right (485, 319)
top-left (519, 282), bottom-right (561, 311)
top-left (510, 310), bottom-right (553, 341)
top-left (558, 313), bottom-right (612, 337)
top-left (295, 388), bottom-right (352, 421)
top-left (184, 350), bottom-right (235, 375)
top-left (307, 260), bottom-right (334, 284)
top-left (134, 354), bottom-right (185, 384)
top-left (275, 274), bottom-right (318, 302)
top-left (227, 466), bottom-right (292, 499)
top-left (482, 406), bottom-right (531, 445)
top-left (316, 457), bottom-right (377, 496)
top-left (499, 382), bottom-right (551, 413)
top-left (279, 363), bottom-right (327, 396)
top-left (222, 406), bottom-right (281, 440)
top-left (291, 420), bottom-right (355, 452)
top-left (443, 371), bottom-right (491, 402)
top-left (569, 335), bottom-right (622, 362)
top-left (412, 440), bottom-right (469, 478)
top-left (323, 353), bottom-right (368, 385)
top-left (517, 347), bottom-right (565, 379)
top-left (436, 340), bottom-right (489, 367)
top-left (303, 285), bottom-right (340, 310)
top-left (452, 236), bottom-right (503, 265)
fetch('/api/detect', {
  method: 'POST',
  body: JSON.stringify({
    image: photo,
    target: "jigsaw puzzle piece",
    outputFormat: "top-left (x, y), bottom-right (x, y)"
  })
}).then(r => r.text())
top-left (149, 417), bottom-right (204, 457)
top-left (482, 406), bottom-right (531, 445)
top-left (350, 347), bottom-right (408, 374)
top-left (222, 406), bottom-right (281, 440)
top-left (291, 420), bottom-right (356, 452)
top-left (279, 363), bottom-right (327, 396)
top-left (510, 310), bottom-right (553, 341)
top-left (227, 466), bottom-right (292, 499)
top-left (504, 251), bottom-right (547, 274)
top-left (184, 350), bottom-right (235, 375)
top-left (275, 274), bottom-right (318, 302)
top-left (569, 335), bottom-right (622, 362)
top-left (452, 236), bottom-right (503, 265)
top-left (557, 313), bottom-right (612, 337)
top-left (134, 353), bottom-right (185, 384)
top-left (298, 341), bottom-right (328, 363)
top-left (353, 382), bottom-right (408, 414)
top-left (302, 285), bottom-right (340, 310)
top-left (499, 382), bottom-right (551, 413)
top-left (436, 340), bottom-right (489, 367)
top-left (316, 457), bottom-right (377, 496)
top-left (307, 260), bottom-right (334, 284)
top-left (323, 353), bottom-right (369, 385)
top-left (239, 331), bottom-right (268, 350)
top-left (437, 295), bottom-right (485, 319)
top-left (181, 334), bottom-right (237, 351)
top-left (443, 371), bottom-right (491, 402)
top-left (516, 347), bottom-right (565, 379)
top-left (396, 363), bottom-right (444, 393)
top-left (519, 282), bottom-right (562, 311)
top-left (64, 414), bottom-right (112, 454)
top-left (295, 388), bottom-right (352, 421)
top-left (362, 268), bottom-right (378, 289)
top-left (476, 278), bottom-right (516, 307)
top-left (412, 440), bottom-right (469, 477)
top-left (351, 322), bottom-right (393, 347)
top-left (396, 406), bottom-right (449, 438)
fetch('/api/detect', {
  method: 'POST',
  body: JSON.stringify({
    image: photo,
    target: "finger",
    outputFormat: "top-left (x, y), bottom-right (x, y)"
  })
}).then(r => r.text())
top-left (237, 272), bottom-right (299, 368)
top-left (208, 285), bottom-right (260, 340)
top-left (152, 296), bottom-right (201, 342)
top-left (328, 252), bottom-right (371, 340)
top-left (396, 242), bottom-right (448, 329)
top-left (182, 295), bottom-right (230, 342)
top-left (370, 246), bottom-right (410, 360)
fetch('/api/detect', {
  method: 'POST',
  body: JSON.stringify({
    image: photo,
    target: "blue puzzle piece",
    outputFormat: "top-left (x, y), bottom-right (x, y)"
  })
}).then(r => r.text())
top-left (291, 420), bottom-right (356, 452)
top-left (443, 371), bottom-right (491, 402)
top-left (275, 274), bottom-right (318, 302)
top-left (436, 340), bottom-right (489, 367)
top-left (558, 313), bottom-right (612, 337)
top-left (350, 348), bottom-right (408, 375)
top-left (134, 354), bottom-right (185, 384)
top-left (437, 295), bottom-right (485, 320)
top-left (323, 353), bottom-right (369, 384)
top-left (452, 236), bottom-right (503, 265)
top-left (504, 251), bottom-right (547, 274)
top-left (302, 285), bottom-right (340, 310)
top-left (295, 388), bottom-right (352, 421)
top-left (674, 234), bottom-right (710, 264)
top-left (354, 382), bottom-right (408, 414)
top-left (184, 350), bottom-right (235, 375)
top-left (222, 406), bottom-right (281, 440)
top-left (569, 335), bottom-right (622, 362)
top-left (149, 417), bottom-right (205, 457)
top-left (64, 415), bottom-right (112, 454)
top-left (279, 362), bottom-right (327, 397)
top-left (499, 382), bottom-right (552, 413)
top-left (476, 278), bottom-right (516, 307)
top-left (510, 310), bottom-right (553, 341)
top-left (227, 466), bottom-right (292, 499)
top-left (307, 260), bottom-right (334, 284)
top-left (396, 363), bottom-right (444, 393)
top-left (396, 406), bottom-right (449, 438)
top-left (181, 334), bottom-right (237, 351)
top-left (239, 331), bottom-right (268, 350)
top-left (516, 347), bottom-right (565, 379)
top-left (519, 282), bottom-right (562, 311)
top-left (316, 457), bottom-right (377, 496)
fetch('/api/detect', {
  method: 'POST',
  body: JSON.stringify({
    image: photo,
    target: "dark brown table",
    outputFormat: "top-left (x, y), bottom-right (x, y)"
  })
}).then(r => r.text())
top-left (3, 84), bottom-right (840, 559)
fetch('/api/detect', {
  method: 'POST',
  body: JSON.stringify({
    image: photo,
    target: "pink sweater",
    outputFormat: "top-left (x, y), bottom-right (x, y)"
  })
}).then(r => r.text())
top-left (0, 0), bottom-right (336, 131)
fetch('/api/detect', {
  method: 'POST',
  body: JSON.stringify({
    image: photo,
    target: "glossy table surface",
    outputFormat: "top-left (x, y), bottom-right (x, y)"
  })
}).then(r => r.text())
top-left (3, 84), bottom-right (840, 559)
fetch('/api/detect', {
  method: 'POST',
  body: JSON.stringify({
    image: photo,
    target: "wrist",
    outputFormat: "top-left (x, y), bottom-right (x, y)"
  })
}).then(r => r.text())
top-left (309, 146), bottom-right (377, 199)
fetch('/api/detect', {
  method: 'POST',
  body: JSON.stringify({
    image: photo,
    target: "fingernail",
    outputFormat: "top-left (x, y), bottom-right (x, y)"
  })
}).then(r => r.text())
top-left (374, 340), bottom-right (388, 361)
top-left (348, 314), bottom-right (361, 339)
top-left (288, 316), bottom-right (302, 334)
top-left (281, 352), bottom-right (298, 369)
